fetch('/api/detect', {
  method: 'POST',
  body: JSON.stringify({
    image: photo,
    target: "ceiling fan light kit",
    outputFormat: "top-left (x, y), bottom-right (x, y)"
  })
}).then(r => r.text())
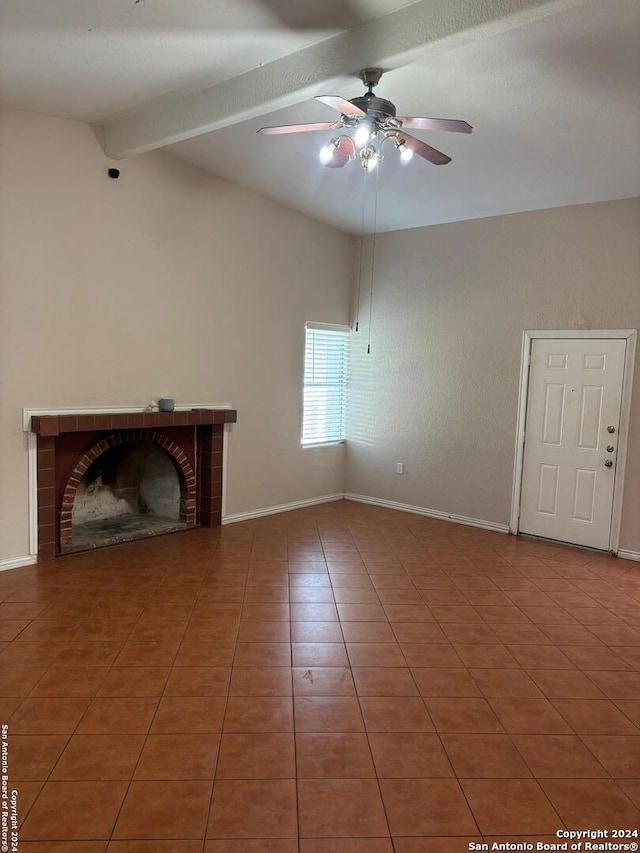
top-left (258, 68), bottom-right (473, 170)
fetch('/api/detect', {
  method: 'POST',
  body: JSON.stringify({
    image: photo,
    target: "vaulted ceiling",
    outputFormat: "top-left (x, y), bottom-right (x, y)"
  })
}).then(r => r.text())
top-left (1, 0), bottom-right (638, 233)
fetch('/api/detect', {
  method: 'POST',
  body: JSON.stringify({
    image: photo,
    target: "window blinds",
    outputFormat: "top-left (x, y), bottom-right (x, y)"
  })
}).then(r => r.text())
top-left (302, 324), bottom-right (349, 446)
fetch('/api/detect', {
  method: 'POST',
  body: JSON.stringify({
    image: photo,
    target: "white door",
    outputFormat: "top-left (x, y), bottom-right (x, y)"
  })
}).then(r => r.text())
top-left (519, 338), bottom-right (626, 550)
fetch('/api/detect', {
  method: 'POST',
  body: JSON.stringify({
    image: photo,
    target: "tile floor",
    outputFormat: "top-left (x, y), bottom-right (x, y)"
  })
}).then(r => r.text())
top-left (1, 499), bottom-right (639, 851)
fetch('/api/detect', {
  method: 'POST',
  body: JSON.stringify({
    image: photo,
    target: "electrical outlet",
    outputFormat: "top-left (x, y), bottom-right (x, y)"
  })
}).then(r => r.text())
top-left (396, 462), bottom-right (404, 474)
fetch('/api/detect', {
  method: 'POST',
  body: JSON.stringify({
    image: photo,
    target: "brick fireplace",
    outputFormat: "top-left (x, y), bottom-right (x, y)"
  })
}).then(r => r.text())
top-left (29, 408), bottom-right (237, 559)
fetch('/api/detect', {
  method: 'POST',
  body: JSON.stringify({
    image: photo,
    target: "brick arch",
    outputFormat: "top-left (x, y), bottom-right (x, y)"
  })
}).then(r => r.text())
top-left (59, 429), bottom-right (196, 547)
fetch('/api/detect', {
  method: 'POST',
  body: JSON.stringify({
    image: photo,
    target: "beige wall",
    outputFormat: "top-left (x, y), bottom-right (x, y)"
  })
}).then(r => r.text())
top-left (346, 198), bottom-right (640, 553)
top-left (0, 108), bottom-right (352, 562)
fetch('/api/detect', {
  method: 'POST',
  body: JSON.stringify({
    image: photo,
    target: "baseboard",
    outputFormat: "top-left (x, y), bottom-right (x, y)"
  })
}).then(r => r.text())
top-left (617, 549), bottom-right (640, 562)
top-left (6, 500), bottom-right (633, 559)
top-left (222, 493), bottom-right (344, 524)
top-left (0, 555), bottom-right (38, 573)
top-left (343, 493), bottom-right (510, 534)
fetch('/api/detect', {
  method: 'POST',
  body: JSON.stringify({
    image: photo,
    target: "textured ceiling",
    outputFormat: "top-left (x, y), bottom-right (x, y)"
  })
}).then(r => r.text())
top-left (1, 0), bottom-right (638, 233)
top-left (0, 0), bottom-right (409, 121)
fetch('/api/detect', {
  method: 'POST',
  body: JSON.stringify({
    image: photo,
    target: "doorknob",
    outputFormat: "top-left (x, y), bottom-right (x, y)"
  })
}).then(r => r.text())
top-left (607, 426), bottom-right (616, 434)
top-left (604, 459), bottom-right (613, 468)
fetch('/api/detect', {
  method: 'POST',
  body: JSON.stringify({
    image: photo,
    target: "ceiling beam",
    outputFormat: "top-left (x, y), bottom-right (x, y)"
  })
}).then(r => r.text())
top-left (101, 0), bottom-right (590, 159)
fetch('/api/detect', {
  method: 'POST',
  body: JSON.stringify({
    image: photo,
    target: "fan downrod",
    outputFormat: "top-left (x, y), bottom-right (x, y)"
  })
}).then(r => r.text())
top-left (359, 68), bottom-right (383, 93)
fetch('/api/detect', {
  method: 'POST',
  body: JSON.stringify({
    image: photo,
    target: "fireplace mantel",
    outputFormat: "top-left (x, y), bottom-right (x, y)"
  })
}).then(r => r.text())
top-left (30, 407), bottom-right (237, 435)
top-left (28, 407), bottom-right (237, 559)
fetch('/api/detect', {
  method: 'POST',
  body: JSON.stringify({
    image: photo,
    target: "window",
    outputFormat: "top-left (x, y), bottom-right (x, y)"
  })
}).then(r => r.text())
top-left (302, 322), bottom-right (349, 446)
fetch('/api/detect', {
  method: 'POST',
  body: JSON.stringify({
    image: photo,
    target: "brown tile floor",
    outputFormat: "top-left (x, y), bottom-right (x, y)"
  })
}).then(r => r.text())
top-left (1, 500), bottom-right (639, 851)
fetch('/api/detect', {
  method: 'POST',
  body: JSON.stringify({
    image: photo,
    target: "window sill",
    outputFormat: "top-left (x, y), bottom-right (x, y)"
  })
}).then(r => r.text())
top-left (301, 440), bottom-right (345, 449)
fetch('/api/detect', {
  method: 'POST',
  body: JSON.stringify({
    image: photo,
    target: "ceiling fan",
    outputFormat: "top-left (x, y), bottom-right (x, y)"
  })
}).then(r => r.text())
top-left (258, 68), bottom-right (472, 170)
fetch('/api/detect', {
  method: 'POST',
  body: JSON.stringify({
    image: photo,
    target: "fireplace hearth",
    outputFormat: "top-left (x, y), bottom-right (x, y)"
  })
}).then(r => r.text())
top-left (29, 408), bottom-right (237, 558)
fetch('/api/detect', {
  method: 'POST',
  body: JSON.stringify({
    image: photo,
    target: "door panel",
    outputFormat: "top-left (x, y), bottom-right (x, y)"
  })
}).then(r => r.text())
top-left (577, 386), bottom-right (602, 449)
top-left (542, 384), bottom-right (565, 445)
top-left (572, 469), bottom-right (596, 522)
top-left (537, 464), bottom-right (559, 515)
top-left (519, 338), bottom-right (626, 550)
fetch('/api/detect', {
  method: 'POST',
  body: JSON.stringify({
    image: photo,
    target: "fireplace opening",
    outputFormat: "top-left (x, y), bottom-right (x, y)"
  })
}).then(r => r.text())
top-left (68, 440), bottom-right (189, 552)
top-left (30, 408), bottom-right (235, 560)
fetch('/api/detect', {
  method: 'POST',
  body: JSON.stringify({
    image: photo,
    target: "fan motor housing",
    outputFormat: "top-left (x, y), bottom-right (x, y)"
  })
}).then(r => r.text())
top-left (349, 94), bottom-right (396, 120)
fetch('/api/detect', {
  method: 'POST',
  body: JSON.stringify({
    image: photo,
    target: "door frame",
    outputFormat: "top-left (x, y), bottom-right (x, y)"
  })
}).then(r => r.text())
top-left (510, 329), bottom-right (637, 552)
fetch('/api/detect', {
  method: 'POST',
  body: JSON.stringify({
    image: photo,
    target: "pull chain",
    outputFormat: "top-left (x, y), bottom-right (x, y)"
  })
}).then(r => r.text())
top-left (367, 165), bottom-right (380, 355)
top-left (354, 170), bottom-right (369, 333)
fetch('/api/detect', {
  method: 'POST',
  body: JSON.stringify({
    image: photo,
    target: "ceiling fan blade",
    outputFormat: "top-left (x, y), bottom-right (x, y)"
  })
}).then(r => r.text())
top-left (259, 0), bottom-right (361, 29)
top-left (398, 117), bottom-right (473, 134)
top-left (258, 122), bottom-right (339, 135)
top-left (398, 132), bottom-right (451, 165)
top-left (315, 95), bottom-right (366, 118)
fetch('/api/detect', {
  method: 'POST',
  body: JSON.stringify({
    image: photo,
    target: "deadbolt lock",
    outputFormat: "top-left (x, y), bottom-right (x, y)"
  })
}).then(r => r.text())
top-left (607, 425), bottom-right (616, 434)
top-left (604, 459), bottom-right (613, 468)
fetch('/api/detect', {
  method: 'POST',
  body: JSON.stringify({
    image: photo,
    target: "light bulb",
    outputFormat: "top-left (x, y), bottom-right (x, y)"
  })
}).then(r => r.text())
top-left (399, 144), bottom-right (413, 162)
top-left (319, 144), bottom-right (335, 165)
top-left (354, 124), bottom-right (371, 147)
